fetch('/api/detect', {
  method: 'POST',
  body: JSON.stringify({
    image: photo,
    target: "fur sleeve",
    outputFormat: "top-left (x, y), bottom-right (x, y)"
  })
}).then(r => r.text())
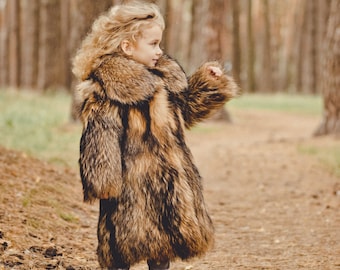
top-left (183, 61), bottom-right (240, 128)
top-left (79, 108), bottom-right (123, 203)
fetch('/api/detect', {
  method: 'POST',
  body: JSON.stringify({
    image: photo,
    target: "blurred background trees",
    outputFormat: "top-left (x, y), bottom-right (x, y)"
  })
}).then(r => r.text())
top-left (314, 0), bottom-right (339, 136)
top-left (0, 0), bottom-right (339, 133)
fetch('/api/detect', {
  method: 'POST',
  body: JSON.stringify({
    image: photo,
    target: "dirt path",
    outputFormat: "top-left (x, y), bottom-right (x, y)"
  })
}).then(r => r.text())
top-left (0, 109), bottom-right (339, 270)
top-left (179, 110), bottom-right (340, 270)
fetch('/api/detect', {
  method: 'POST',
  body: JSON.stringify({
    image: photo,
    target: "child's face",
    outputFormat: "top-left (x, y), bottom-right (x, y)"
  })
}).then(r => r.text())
top-left (128, 24), bottom-right (163, 67)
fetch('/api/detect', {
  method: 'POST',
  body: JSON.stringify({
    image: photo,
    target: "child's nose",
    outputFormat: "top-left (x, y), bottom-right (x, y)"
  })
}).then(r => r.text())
top-left (157, 46), bottom-right (163, 56)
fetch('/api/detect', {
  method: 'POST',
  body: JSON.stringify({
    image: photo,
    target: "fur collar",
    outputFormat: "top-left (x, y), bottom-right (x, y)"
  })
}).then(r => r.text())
top-left (88, 53), bottom-right (188, 104)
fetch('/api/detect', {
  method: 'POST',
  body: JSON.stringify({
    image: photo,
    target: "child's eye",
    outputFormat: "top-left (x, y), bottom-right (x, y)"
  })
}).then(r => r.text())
top-left (150, 41), bottom-right (159, 46)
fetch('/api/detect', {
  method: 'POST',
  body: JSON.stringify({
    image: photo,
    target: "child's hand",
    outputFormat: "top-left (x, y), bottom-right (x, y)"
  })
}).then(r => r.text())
top-left (100, 192), bottom-right (110, 200)
top-left (207, 66), bottom-right (223, 77)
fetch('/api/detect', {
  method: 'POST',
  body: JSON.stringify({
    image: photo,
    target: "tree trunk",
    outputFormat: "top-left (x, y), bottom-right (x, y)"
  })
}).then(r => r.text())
top-left (262, 0), bottom-right (273, 92)
top-left (20, 0), bottom-right (39, 89)
top-left (317, 0), bottom-right (331, 93)
top-left (163, 0), bottom-right (191, 70)
top-left (314, 0), bottom-right (340, 136)
top-left (0, 0), bottom-right (10, 87)
top-left (206, 0), bottom-right (232, 122)
top-left (281, 0), bottom-right (300, 92)
top-left (309, 0), bottom-right (318, 94)
top-left (8, 0), bottom-right (20, 88)
top-left (37, 0), bottom-right (62, 91)
top-left (231, 0), bottom-right (241, 86)
top-left (163, 0), bottom-right (182, 57)
top-left (246, 0), bottom-right (255, 92)
top-left (205, 0), bottom-right (229, 62)
top-left (296, 0), bottom-right (308, 93)
top-left (60, 0), bottom-right (71, 90)
top-left (188, 0), bottom-right (207, 74)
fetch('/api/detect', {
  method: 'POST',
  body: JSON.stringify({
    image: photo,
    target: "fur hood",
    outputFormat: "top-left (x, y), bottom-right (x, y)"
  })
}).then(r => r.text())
top-left (74, 53), bottom-right (189, 113)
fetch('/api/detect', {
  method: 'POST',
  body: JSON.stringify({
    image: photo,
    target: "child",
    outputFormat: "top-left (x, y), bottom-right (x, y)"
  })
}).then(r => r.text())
top-left (72, 1), bottom-right (238, 270)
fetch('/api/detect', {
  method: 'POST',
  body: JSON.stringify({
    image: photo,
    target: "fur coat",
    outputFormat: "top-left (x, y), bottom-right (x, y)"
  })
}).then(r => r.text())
top-left (75, 52), bottom-right (238, 267)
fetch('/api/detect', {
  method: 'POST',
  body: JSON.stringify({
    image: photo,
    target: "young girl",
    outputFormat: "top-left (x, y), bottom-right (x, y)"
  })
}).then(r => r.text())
top-left (72, 2), bottom-right (238, 270)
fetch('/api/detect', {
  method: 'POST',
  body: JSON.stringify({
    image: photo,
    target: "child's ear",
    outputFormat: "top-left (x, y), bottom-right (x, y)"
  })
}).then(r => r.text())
top-left (121, 40), bottom-right (133, 56)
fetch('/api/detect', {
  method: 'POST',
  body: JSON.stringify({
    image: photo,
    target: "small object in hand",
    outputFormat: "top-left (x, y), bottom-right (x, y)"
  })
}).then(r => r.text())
top-left (207, 66), bottom-right (223, 77)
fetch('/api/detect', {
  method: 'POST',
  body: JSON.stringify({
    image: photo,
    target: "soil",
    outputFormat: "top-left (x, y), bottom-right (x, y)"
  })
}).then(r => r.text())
top-left (0, 109), bottom-right (339, 270)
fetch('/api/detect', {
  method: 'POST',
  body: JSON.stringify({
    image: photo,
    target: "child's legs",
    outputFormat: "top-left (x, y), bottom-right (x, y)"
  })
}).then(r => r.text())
top-left (98, 199), bottom-right (130, 269)
top-left (147, 259), bottom-right (170, 270)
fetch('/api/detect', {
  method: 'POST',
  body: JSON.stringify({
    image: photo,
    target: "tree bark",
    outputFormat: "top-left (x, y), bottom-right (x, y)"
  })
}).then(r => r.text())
top-left (8, 0), bottom-right (20, 88)
top-left (317, 0), bottom-right (331, 92)
top-left (20, 0), bottom-right (39, 89)
top-left (163, 0), bottom-right (182, 56)
top-left (206, 0), bottom-right (232, 122)
top-left (205, 0), bottom-right (229, 63)
top-left (309, 0), bottom-right (318, 94)
top-left (0, 0), bottom-right (10, 87)
top-left (262, 0), bottom-right (273, 92)
top-left (296, 0), bottom-right (308, 93)
top-left (162, 0), bottom-right (191, 70)
top-left (231, 0), bottom-right (241, 86)
top-left (37, 0), bottom-right (62, 91)
top-left (314, 0), bottom-right (340, 136)
top-left (60, 0), bottom-right (71, 90)
top-left (280, 0), bottom-right (300, 92)
top-left (246, 0), bottom-right (255, 92)
top-left (188, 0), bottom-right (207, 74)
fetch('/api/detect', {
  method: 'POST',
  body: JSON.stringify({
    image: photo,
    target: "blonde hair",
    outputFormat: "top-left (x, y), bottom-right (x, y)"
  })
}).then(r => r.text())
top-left (72, 1), bottom-right (165, 80)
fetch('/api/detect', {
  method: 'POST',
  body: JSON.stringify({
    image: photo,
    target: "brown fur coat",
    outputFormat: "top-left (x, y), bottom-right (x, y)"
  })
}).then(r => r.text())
top-left (75, 53), bottom-right (238, 267)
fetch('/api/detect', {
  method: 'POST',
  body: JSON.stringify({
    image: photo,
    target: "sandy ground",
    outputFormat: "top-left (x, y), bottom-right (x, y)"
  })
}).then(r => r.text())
top-left (0, 108), bottom-right (339, 270)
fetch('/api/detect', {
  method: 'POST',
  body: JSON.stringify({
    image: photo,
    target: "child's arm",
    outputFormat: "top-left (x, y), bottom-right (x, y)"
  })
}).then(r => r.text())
top-left (182, 61), bottom-right (240, 128)
top-left (79, 109), bottom-right (123, 203)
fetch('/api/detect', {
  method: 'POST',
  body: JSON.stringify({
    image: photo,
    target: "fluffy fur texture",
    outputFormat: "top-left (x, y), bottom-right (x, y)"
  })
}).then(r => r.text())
top-left (75, 52), bottom-right (238, 268)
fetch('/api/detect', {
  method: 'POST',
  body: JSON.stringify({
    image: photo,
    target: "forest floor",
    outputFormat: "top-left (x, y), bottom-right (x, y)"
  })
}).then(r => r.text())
top-left (0, 108), bottom-right (339, 270)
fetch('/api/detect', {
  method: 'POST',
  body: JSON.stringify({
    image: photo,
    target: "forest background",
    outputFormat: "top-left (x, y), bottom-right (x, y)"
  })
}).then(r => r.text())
top-left (0, 0), bottom-right (339, 134)
top-left (0, 1), bottom-right (339, 269)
